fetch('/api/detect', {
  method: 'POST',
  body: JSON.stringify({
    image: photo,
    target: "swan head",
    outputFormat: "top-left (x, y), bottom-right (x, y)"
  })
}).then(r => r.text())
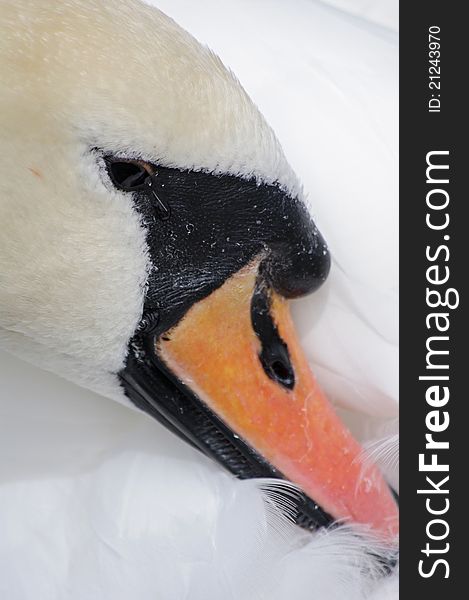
top-left (0, 0), bottom-right (398, 538)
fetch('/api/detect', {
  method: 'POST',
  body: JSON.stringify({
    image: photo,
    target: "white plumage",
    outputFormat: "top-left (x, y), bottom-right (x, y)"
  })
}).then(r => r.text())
top-left (0, 1), bottom-right (398, 598)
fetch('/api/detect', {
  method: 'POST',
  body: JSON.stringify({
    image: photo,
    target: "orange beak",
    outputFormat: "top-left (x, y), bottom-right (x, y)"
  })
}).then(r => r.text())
top-left (157, 261), bottom-right (398, 540)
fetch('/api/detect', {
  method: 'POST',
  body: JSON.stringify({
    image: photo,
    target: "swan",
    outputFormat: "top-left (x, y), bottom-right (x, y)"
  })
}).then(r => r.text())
top-left (0, 0), bottom-right (399, 598)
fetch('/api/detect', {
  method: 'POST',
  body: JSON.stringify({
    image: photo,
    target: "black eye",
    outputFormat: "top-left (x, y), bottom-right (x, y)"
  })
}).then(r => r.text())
top-left (103, 155), bottom-right (171, 221)
top-left (106, 159), bottom-right (150, 191)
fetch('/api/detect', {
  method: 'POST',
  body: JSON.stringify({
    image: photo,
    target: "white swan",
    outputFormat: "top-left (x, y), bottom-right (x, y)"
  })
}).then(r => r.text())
top-left (0, 1), bottom-right (399, 598)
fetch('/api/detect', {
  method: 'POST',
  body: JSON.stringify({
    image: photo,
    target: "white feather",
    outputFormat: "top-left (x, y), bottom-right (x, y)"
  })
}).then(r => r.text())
top-left (1, 351), bottom-right (397, 600)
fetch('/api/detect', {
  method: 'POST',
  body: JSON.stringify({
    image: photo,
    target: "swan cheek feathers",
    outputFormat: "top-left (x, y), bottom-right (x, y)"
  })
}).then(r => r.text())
top-left (0, 149), bottom-right (151, 403)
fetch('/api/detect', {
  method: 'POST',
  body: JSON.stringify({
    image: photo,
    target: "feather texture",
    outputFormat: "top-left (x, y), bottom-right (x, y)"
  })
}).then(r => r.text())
top-left (0, 351), bottom-right (397, 600)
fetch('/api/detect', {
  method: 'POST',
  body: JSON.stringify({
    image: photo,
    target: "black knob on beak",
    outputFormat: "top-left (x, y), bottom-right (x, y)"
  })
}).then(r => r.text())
top-left (265, 200), bottom-right (331, 299)
top-left (269, 237), bottom-right (330, 298)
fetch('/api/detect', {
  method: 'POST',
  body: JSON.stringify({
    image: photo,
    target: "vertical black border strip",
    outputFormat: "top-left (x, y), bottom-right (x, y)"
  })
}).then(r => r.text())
top-left (401, 2), bottom-right (463, 593)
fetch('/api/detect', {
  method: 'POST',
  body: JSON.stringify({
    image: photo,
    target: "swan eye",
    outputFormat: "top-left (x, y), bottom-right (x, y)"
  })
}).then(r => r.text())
top-left (105, 158), bottom-right (151, 191)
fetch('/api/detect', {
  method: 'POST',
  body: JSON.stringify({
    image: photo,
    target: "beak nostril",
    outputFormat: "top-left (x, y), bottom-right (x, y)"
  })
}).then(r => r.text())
top-left (267, 358), bottom-right (295, 390)
top-left (271, 360), bottom-right (290, 381)
top-left (251, 279), bottom-right (295, 391)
